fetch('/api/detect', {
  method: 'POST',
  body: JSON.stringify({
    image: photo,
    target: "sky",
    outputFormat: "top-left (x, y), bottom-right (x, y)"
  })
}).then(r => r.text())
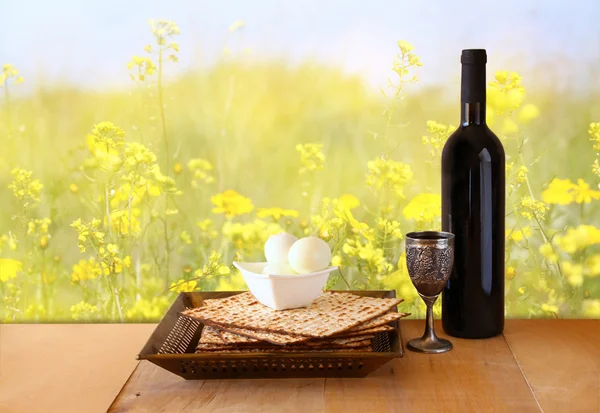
top-left (1, 0), bottom-right (599, 93)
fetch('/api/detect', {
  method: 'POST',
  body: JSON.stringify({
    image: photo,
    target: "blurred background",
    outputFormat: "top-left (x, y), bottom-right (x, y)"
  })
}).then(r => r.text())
top-left (1, 0), bottom-right (599, 322)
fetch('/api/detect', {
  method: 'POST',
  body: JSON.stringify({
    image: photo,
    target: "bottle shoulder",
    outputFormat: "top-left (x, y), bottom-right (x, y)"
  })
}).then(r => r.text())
top-left (443, 124), bottom-right (505, 159)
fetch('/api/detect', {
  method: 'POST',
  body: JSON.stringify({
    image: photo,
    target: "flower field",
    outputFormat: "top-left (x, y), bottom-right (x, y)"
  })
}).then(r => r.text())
top-left (1, 20), bottom-right (599, 322)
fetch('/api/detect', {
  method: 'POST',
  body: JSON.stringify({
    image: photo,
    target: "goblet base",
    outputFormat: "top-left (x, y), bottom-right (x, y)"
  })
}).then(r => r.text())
top-left (407, 336), bottom-right (453, 354)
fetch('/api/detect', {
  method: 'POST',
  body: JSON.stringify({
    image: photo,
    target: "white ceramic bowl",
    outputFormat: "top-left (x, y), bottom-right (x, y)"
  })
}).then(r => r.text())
top-left (233, 262), bottom-right (338, 310)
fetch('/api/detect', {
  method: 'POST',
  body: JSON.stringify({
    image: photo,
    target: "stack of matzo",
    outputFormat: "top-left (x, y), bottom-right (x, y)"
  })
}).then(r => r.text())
top-left (181, 292), bottom-right (408, 353)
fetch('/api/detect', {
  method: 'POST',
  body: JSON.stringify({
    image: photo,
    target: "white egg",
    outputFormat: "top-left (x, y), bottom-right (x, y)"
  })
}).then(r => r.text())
top-left (288, 236), bottom-right (332, 274)
top-left (264, 232), bottom-right (298, 263)
top-left (262, 263), bottom-right (298, 275)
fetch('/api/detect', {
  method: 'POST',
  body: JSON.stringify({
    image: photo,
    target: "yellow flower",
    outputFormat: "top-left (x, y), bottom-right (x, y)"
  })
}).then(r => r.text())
top-left (170, 279), bottom-right (198, 293)
top-left (488, 71), bottom-right (525, 114)
top-left (589, 122), bottom-right (600, 151)
top-left (333, 208), bottom-right (374, 241)
top-left (571, 178), bottom-right (600, 204)
top-left (554, 225), bottom-right (600, 254)
top-left (126, 296), bottom-right (171, 321)
top-left (402, 193), bottom-right (441, 223)
top-left (197, 219), bottom-right (218, 240)
top-left (0, 64), bottom-right (23, 86)
top-left (541, 303), bottom-right (559, 315)
top-left (296, 143), bottom-right (326, 174)
top-left (109, 209), bottom-right (141, 235)
top-left (176, 231), bottom-right (191, 246)
top-left (506, 226), bottom-right (532, 242)
top-left (561, 261), bottom-right (583, 287)
top-left (397, 40), bottom-right (414, 54)
top-left (215, 271), bottom-right (247, 291)
top-left (256, 208), bottom-right (299, 220)
top-left (229, 20), bottom-right (246, 32)
top-left (519, 196), bottom-right (548, 221)
top-left (342, 237), bottom-right (393, 275)
top-left (0, 259), bottom-right (22, 282)
top-left (223, 219), bottom-right (284, 252)
top-left (8, 168), bottom-right (44, 204)
top-left (69, 183), bottom-right (79, 194)
top-left (127, 55), bottom-right (156, 82)
top-left (515, 166), bottom-right (528, 184)
top-left (173, 162), bottom-right (183, 175)
top-left (539, 243), bottom-right (558, 263)
top-left (584, 255), bottom-right (600, 277)
top-left (542, 178), bottom-right (575, 205)
top-left (71, 301), bottom-right (99, 321)
top-left (377, 218), bottom-right (403, 239)
top-left (506, 266), bottom-right (516, 280)
top-left (187, 158), bottom-right (214, 186)
top-left (582, 300), bottom-right (600, 318)
top-left (149, 19), bottom-right (180, 46)
top-left (421, 120), bottom-right (456, 159)
top-left (337, 194), bottom-right (360, 210)
top-left (593, 160), bottom-right (600, 178)
top-left (211, 190), bottom-right (254, 218)
top-left (71, 258), bottom-right (102, 283)
top-left (501, 118), bottom-right (519, 135)
top-left (366, 158), bottom-right (413, 198)
top-left (331, 255), bottom-right (342, 266)
top-left (517, 103), bottom-right (540, 123)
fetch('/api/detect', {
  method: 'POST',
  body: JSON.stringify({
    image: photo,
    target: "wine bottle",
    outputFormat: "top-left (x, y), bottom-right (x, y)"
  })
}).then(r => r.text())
top-left (441, 49), bottom-right (505, 338)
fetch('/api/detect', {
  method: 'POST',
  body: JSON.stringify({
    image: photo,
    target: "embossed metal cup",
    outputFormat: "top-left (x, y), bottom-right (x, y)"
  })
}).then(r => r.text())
top-left (405, 231), bottom-right (455, 354)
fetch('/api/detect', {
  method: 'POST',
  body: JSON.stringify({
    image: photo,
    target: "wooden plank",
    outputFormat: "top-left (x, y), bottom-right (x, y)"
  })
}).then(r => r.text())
top-left (108, 360), bottom-right (325, 413)
top-left (0, 324), bottom-right (155, 413)
top-left (323, 320), bottom-right (541, 413)
top-left (504, 319), bottom-right (600, 413)
top-left (109, 321), bottom-right (541, 413)
top-left (2, 321), bottom-right (596, 412)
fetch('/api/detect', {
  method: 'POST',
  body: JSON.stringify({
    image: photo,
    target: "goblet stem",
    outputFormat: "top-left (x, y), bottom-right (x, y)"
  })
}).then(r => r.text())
top-left (421, 295), bottom-right (438, 341)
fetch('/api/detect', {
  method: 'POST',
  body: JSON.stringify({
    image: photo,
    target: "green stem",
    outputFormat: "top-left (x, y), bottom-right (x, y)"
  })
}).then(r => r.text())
top-left (511, 200), bottom-right (540, 270)
top-left (157, 46), bottom-right (170, 172)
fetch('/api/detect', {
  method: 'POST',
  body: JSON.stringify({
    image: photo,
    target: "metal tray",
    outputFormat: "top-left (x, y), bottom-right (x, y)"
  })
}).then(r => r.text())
top-left (137, 290), bottom-right (404, 379)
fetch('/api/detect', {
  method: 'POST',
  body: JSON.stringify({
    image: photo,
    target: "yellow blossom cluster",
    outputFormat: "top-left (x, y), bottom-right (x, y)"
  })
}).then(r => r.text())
top-left (0, 259), bottom-right (22, 282)
top-left (542, 178), bottom-right (600, 205)
top-left (296, 143), bottom-right (326, 174)
top-left (70, 301), bottom-right (99, 321)
top-left (211, 190), bottom-right (254, 218)
top-left (402, 193), bottom-right (441, 225)
top-left (8, 168), bottom-right (43, 205)
top-left (421, 120), bottom-right (455, 159)
top-left (188, 158), bottom-right (215, 187)
top-left (519, 196), bottom-right (548, 221)
top-left (222, 219), bottom-right (283, 253)
top-left (366, 158), bottom-right (413, 198)
top-left (392, 41), bottom-right (422, 83)
top-left (127, 56), bottom-right (156, 82)
top-left (0, 63), bottom-right (24, 86)
top-left (71, 258), bottom-right (102, 283)
top-left (27, 218), bottom-right (51, 249)
top-left (256, 207), bottom-right (299, 220)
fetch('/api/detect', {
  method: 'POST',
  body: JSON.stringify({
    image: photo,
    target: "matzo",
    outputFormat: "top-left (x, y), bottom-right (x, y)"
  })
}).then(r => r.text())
top-left (195, 347), bottom-right (373, 354)
top-left (334, 325), bottom-right (395, 338)
top-left (342, 311), bottom-right (405, 332)
top-left (182, 291), bottom-right (402, 338)
top-left (198, 326), bottom-right (225, 345)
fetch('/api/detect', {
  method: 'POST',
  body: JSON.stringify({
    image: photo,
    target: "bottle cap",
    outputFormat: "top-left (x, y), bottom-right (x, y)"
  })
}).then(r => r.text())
top-left (461, 49), bottom-right (487, 65)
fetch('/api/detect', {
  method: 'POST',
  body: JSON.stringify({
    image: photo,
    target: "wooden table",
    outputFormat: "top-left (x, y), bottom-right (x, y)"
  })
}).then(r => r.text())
top-left (0, 320), bottom-right (598, 413)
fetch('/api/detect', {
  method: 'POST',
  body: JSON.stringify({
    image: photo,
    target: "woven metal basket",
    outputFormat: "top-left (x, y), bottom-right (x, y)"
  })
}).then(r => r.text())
top-left (138, 290), bottom-right (404, 379)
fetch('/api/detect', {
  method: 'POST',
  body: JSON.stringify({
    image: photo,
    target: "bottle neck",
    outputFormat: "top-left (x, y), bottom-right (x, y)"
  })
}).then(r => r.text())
top-left (461, 102), bottom-right (486, 125)
top-left (460, 63), bottom-right (486, 126)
